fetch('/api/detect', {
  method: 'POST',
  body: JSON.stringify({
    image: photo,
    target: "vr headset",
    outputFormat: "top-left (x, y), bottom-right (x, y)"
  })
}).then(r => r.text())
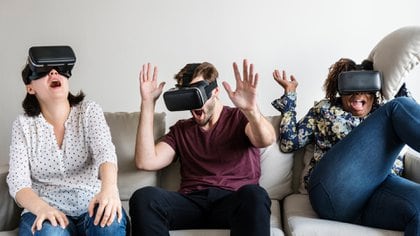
top-left (25, 46), bottom-right (76, 83)
top-left (337, 70), bottom-right (382, 95)
top-left (163, 80), bottom-right (218, 111)
top-left (163, 63), bottom-right (218, 111)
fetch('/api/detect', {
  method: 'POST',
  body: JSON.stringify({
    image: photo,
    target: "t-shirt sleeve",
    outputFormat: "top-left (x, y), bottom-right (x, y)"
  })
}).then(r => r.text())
top-left (161, 123), bottom-right (178, 152)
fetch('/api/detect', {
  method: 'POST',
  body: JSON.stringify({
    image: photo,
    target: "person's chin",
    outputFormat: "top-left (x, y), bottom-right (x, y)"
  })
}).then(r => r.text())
top-left (194, 119), bottom-right (205, 126)
top-left (194, 117), bottom-right (210, 126)
top-left (352, 110), bottom-right (367, 117)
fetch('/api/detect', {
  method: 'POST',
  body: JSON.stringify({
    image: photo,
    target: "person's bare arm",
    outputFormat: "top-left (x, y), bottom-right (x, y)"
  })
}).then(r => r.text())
top-left (134, 63), bottom-right (176, 170)
top-left (273, 69), bottom-right (298, 94)
top-left (243, 109), bottom-right (276, 148)
top-left (223, 59), bottom-right (276, 148)
top-left (88, 162), bottom-right (122, 227)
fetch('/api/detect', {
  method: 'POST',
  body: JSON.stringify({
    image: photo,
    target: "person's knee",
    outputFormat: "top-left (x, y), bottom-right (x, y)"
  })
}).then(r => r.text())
top-left (390, 96), bottom-right (415, 108)
top-left (233, 185), bottom-right (271, 229)
top-left (34, 222), bottom-right (71, 236)
top-left (86, 220), bottom-right (127, 236)
top-left (83, 208), bottom-right (128, 236)
top-left (20, 213), bottom-right (72, 236)
top-left (237, 185), bottom-right (271, 208)
top-left (130, 186), bottom-right (159, 208)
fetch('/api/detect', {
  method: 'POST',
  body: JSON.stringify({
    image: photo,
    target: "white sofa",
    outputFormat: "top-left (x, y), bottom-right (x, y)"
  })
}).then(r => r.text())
top-left (1, 111), bottom-right (419, 236)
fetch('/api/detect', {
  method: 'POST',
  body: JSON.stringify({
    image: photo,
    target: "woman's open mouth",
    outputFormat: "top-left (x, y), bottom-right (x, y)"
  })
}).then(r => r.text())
top-left (50, 80), bottom-right (62, 88)
top-left (350, 99), bottom-right (366, 111)
top-left (192, 109), bottom-right (203, 117)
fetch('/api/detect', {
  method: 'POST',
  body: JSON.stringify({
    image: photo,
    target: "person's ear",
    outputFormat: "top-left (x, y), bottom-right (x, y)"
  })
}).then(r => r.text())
top-left (212, 86), bottom-right (220, 97)
top-left (26, 85), bottom-right (35, 95)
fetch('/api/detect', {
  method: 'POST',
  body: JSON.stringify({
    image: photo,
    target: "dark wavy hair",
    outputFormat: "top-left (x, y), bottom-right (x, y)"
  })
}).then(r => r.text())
top-left (174, 62), bottom-right (219, 86)
top-left (323, 58), bottom-right (382, 106)
top-left (21, 64), bottom-right (85, 117)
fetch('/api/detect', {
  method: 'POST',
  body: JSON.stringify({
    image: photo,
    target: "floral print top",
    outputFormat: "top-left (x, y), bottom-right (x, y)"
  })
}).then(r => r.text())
top-left (272, 93), bottom-right (404, 190)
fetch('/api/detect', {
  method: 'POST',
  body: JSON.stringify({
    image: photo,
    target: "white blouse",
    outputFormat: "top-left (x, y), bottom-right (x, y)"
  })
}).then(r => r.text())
top-left (7, 100), bottom-right (117, 216)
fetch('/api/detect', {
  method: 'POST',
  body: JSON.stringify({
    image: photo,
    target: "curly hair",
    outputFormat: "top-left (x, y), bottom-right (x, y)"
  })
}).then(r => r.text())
top-left (323, 58), bottom-right (382, 105)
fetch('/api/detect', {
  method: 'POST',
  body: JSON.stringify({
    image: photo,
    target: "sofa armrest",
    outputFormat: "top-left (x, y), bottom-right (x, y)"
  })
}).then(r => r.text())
top-left (403, 149), bottom-right (420, 184)
top-left (0, 165), bottom-right (22, 231)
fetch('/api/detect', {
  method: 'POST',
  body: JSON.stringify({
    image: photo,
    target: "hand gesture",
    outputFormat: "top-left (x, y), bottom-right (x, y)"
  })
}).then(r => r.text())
top-left (139, 63), bottom-right (165, 103)
top-left (273, 69), bottom-right (298, 93)
top-left (32, 205), bottom-right (68, 233)
top-left (88, 186), bottom-right (122, 227)
top-left (222, 59), bottom-right (258, 112)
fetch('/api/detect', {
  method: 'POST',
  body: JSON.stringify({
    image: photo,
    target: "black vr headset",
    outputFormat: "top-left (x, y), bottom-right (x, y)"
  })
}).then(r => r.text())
top-left (337, 70), bottom-right (382, 95)
top-left (25, 46), bottom-right (76, 84)
top-left (163, 63), bottom-right (218, 111)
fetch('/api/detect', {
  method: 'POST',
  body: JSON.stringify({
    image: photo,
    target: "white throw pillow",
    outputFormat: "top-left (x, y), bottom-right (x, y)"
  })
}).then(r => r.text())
top-left (259, 115), bottom-right (294, 200)
top-left (367, 26), bottom-right (420, 100)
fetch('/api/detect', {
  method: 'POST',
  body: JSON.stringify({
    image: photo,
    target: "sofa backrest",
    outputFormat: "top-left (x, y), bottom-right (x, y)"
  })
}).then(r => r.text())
top-left (259, 116), bottom-right (294, 200)
top-left (104, 112), bottom-right (166, 202)
top-left (0, 165), bottom-right (21, 231)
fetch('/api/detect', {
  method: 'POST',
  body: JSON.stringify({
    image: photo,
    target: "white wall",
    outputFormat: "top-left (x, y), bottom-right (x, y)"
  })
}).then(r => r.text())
top-left (1, 0), bottom-right (419, 165)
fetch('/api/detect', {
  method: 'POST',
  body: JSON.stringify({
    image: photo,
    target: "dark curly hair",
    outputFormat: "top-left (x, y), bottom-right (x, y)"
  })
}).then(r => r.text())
top-left (323, 58), bottom-right (382, 106)
top-left (21, 64), bottom-right (85, 117)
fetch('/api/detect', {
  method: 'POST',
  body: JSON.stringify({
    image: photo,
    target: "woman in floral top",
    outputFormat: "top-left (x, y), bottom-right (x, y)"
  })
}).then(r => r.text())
top-left (272, 58), bottom-right (420, 235)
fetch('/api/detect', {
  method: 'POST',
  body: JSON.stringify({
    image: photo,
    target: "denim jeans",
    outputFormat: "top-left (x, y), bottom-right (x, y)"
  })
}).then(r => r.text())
top-left (129, 184), bottom-right (271, 236)
top-left (18, 208), bottom-right (128, 236)
top-left (308, 97), bottom-right (420, 235)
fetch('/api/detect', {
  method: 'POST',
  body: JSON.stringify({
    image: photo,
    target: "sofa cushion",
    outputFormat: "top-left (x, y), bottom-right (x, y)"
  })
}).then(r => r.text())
top-left (169, 230), bottom-right (230, 236)
top-left (283, 194), bottom-right (403, 236)
top-left (159, 160), bottom-right (181, 191)
top-left (169, 227), bottom-right (284, 236)
top-left (296, 144), bottom-right (314, 194)
top-left (403, 148), bottom-right (420, 183)
top-left (367, 26), bottom-right (420, 100)
top-left (0, 229), bottom-right (19, 236)
top-left (0, 166), bottom-right (21, 232)
top-left (259, 141), bottom-right (293, 200)
top-left (104, 112), bottom-right (166, 201)
top-left (259, 116), bottom-right (294, 200)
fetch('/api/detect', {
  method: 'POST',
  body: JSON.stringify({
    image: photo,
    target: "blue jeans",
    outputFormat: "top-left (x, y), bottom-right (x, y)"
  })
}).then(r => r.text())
top-left (18, 208), bottom-right (128, 236)
top-left (129, 184), bottom-right (271, 236)
top-left (308, 97), bottom-right (420, 235)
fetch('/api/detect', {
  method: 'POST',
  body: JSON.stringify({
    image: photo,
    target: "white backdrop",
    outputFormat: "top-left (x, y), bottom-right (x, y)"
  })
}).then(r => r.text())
top-left (1, 0), bottom-right (419, 165)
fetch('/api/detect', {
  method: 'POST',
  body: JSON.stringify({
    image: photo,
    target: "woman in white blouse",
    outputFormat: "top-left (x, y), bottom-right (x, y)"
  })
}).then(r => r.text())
top-left (7, 47), bottom-right (127, 236)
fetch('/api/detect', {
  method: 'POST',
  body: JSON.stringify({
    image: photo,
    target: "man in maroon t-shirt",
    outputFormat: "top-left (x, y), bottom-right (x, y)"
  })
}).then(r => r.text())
top-left (129, 59), bottom-right (276, 236)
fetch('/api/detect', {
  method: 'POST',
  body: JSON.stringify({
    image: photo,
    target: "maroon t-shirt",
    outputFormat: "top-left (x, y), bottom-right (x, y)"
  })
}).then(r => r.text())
top-left (162, 106), bottom-right (261, 194)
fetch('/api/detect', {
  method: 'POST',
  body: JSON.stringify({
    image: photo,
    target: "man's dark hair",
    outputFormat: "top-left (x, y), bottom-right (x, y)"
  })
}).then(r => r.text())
top-left (174, 62), bottom-right (219, 86)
